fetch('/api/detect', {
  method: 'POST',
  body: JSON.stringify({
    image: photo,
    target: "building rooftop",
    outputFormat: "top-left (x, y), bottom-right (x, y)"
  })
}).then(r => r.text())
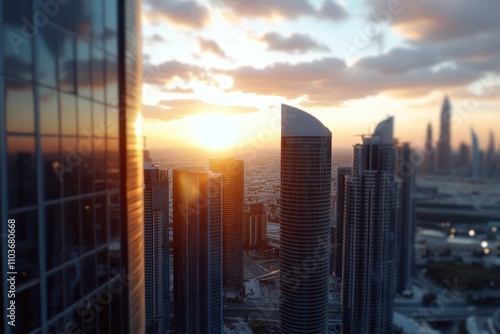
top-left (281, 104), bottom-right (331, 137)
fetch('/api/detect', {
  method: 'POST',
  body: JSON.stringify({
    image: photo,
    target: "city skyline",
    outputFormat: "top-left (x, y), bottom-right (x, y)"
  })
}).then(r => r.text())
top-left (140, 0), bottom-right (500, 150)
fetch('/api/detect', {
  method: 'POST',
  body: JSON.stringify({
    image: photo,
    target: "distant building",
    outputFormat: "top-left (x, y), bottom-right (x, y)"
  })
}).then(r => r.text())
top-left (209, 158), bottom-right (244, 291)
top-left (280, 104), bottom-right (331, 334)
top-left (244, 202), bottom-right (268, 250)
top-left (172, 169), bottom-right (223, 334)
top-left (396, 143), bottom-right (416, 294)
top-left (471, 129), bottom-right (480, 178)
top-left (458, 142), bottom-right (471, 171)
top-left (144, 147), bottom-right (169, 334)
top-left (436, 97), bottom-right (452, 174)
top-left (486, 131), bottom-right (496, 177)
top-left (342, 117), bottom-right (398, 334)
top-left (421, 122), bottom-right (435, 174)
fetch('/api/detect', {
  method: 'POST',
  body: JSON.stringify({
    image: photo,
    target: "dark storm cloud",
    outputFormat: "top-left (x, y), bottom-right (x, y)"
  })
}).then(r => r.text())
top-left (260, 32), bottom-right (330, 53)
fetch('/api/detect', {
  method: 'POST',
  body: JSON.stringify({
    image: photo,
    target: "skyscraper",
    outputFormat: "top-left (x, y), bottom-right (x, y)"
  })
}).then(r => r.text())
top-left (436, 97), bottom-right (452, 174)
top-left (172, 169), bottom-right (223, 334)
top-left (209, 158), bottom-right (244, 291)
top-left (486, 131), bottom-right (496, 177)
top-left (334, 166), bottom-right (351, 280)
top-left (244, 202), bottom-right (267, 250)
top-left (471, 129), bottom-right (480, 178)
top-left (458, 142), bottom-right (471, 171)
top-left (280, 104), bottom-right (331, 334)
top-left (421, 122), bottom-right (434, 174)
top-left (396, 143), bottom-right (416, 294)
top-left (342, 117), bottom-right (398, 334)
top-left (143, 147), bottom-right (169, 334)
top-left (0, 0), bottom-right (144, 333)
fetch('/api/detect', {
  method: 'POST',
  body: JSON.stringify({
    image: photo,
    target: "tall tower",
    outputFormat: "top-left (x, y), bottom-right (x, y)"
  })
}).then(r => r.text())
top-left (421, 122), bottom-right (434, 174)
top-left (244, 202), bottom-right (268, 250)
top-left (342, 117), bottom-right (398, 334)
top-left (172, 169), bottom-right (223, 334)
top-left (396, 143), bottom-right (416, 294)
top-left (144, 147), bottom-right (169, 334)
top-left (436, 97), bottom-right (451, 174)
top-left (209, 158), bottom-right (244, 291)
top-left (335, 166), bottom-right (351, 281)
top-left (0, 0), bottom-right (144, 333)
top-left (280, 104), bottom-right (331, 334)
top-left (486, 131), bottom-right (496, 177)
top-left (471, 129), bottom-right (480, 178)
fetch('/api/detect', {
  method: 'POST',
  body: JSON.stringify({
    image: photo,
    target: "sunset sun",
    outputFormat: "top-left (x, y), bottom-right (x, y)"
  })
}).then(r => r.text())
top-left (190, 114), bottom-right (240, 150)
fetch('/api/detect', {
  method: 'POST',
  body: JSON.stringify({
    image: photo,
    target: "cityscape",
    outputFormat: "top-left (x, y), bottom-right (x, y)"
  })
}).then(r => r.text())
top-left (1, 1), bottom-right (500, 334)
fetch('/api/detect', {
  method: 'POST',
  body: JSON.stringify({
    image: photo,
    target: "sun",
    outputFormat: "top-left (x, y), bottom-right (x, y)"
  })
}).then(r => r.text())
top-left (190, 114), bottom-right (240, 150)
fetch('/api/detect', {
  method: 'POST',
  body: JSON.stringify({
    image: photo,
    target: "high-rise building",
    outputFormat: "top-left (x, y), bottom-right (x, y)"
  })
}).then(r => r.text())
top-left (458, 142), bottom-right (471, 171)
top-left (486, 131), bottom-right (496, 177)
top-left (421, 122), bottom-right (434, 174)
top-left (172, 169), bottom-right (223, 334)
top-left (209, 158), bottom-right (244, 291)
top-left (143, 147), bottom-right (169, 334)
top-left (280, 104), bottom-right (331, 334)
top-left (244, 202), bottom-right (267, 250)
top-left (396, 143), bottom-right (416, 294)
top-left (342, 117), bottom-right (398, 334)
top-left (0, 0), bottom-right (144, 333)
top-left (471, 129), bottom-right (480, 178)
top-left (436, 97), bottom-right (452, 174)
top-left (334, 166), bottom-right (351, 280)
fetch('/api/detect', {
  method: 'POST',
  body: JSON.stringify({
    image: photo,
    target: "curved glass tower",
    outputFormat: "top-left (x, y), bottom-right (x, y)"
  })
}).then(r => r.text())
top-left (280, 104), bottom-right (331, 334)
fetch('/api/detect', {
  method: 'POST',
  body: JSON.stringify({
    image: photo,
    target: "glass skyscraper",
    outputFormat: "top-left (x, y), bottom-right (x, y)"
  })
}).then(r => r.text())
top-left (0, 0), bottom-right (144, 333)
top-left (172, 169), bottom-right (223, 334)
top-left (342, 117), bottom-right (398, 334)
top-left (280, 104), bottom-right (331, 334)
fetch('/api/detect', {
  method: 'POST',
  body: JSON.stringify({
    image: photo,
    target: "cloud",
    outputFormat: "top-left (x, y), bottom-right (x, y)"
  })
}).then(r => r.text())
top-left (147, 33), bottom-right (167, 45)
top-left (367, 0), bottom-right (500, 43)
top-left (260, 32), bottom-right (330, 53)
top-left (317, 0), bottom-right (348, 21)
top-left (219, 0), bottom-right (348, 22)
top-left (142, 99), bottom-right (259, 121)
top-left (198, 38), bottom-right (227, 58)
top-left (145, 0), bottom-right (210, 28)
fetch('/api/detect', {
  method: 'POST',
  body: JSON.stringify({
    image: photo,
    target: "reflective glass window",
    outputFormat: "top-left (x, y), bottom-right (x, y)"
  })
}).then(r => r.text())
top-left (7, 136), bottom-right (37, 209)
top-left (92, 47), bottom-right (105, 102)
top-left (16, 284), bottom-right (41, 333)
top-left (64, 200), bottom-right (81, 262)
top-left (76, 39), bottom-right (92, 98)
top-left (39, 87), bottom-right (59, 135)
top-left (45, 204), bottom-right (63, 270)
top-left (5, 78), bottom-right (34, 133)
top-left (91, 0), bottom-right (104, 45)
top-left (106, 55), bottom-right (118, 106)
top-left (3, 1), bottom-right (33, 80)
top-left (61, 137), bottom-right (79, 196)
top-left (78, 98), bottom-right (92, 136)
top-left (35, 24), bottom-right (58, 87)
top-left (104, 0), bottom-right (118, 54)
top-left (58, 31), bottom-right (76, 93)
top-left (8, 210), bottom-right (39, 285)
top-left (47, 270), bottom-right (64, 318)
top-left (41, 137), bottom-right (61, 200)
top-left (81, 197), bottom-right (95, 252)
top-left (60, 92), bottom-right (77, 136)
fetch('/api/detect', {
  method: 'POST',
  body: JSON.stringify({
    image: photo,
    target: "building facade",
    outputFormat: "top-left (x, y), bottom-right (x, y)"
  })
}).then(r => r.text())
top-left (396, 143), bottom-right (416, 294)
top-left (334, 166), bottom-right (351, 281)
top-left (342, 117), bottom-right (398, 334)
top-left (280, 104), bottom-right (331, 334)
top-left (209, 158), bottom-right (244, 292)
top-left (143, 148), bottom-right (169, 333)
top-left (172, 169), bottom-right (223, 334)
top-left (0, 0), bottom-right (144, 333)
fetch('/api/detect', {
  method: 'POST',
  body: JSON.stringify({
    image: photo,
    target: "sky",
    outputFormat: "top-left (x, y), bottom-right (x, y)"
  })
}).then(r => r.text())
top-left (140, 0), bottom-right (500, 151)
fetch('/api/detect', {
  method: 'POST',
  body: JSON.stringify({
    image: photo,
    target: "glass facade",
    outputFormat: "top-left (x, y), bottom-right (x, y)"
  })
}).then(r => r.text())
top-left (0, 0), bottom-right (143, 333)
